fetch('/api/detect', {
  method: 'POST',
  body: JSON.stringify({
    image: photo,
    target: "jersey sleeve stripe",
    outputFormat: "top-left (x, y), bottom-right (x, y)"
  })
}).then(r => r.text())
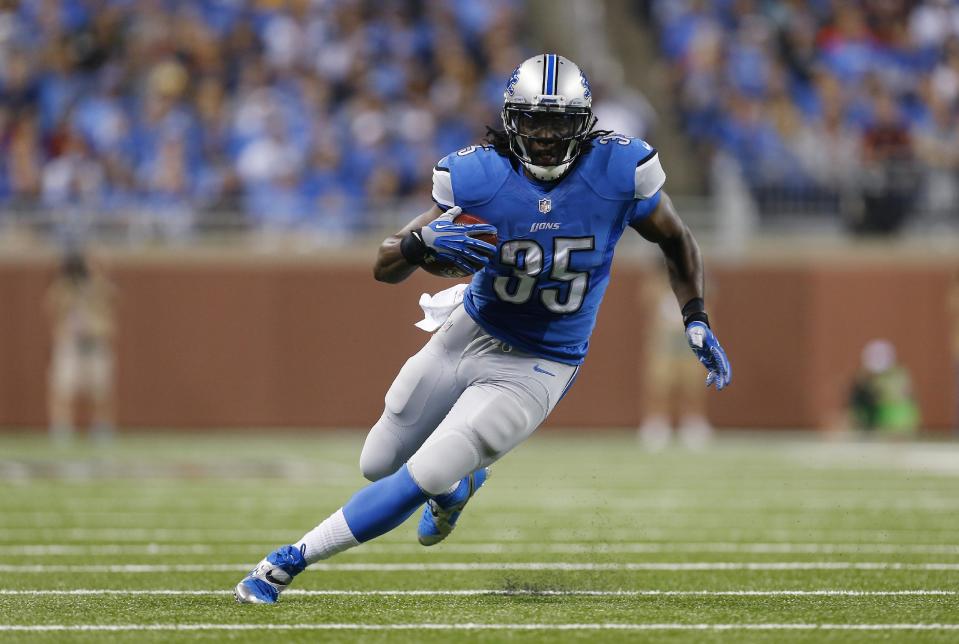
top-left (634, 152), bottom-right (666, 199)
top-left (635, 148), bottom-right (657, 168)
top-left (432, 165), bottom-right (455, 208)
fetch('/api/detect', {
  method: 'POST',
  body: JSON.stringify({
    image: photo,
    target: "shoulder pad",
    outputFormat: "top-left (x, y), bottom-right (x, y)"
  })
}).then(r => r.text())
top-left (434, 145), bottom-right (512, 209)
top-left (580, 134), bottom-right (666, 200)
top-left (431, 162), bottom-right (454, 209)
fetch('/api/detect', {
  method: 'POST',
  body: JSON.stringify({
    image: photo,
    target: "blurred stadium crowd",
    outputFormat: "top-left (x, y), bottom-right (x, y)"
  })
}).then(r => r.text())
top-left (0, 0), bottom-right (525, 242)
top-left (3, 0), bottom-right (959, 242)
top-left (650, 0), bottom-right (959, 233)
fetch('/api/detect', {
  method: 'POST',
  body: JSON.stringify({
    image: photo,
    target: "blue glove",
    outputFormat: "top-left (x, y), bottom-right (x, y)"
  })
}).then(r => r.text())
top-left (419, 206), bottom-right (498, 274)
top-left (686, 321), bottom-right (731, 390)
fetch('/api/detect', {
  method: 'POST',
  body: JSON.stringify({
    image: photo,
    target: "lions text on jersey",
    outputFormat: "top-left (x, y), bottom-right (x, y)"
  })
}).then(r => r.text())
top-left (431, 134), bottom-right (666, 365)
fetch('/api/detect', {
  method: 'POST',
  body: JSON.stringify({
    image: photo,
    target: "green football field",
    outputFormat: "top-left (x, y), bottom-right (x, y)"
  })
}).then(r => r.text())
top-left (1, 431), bottom-right (958, 643)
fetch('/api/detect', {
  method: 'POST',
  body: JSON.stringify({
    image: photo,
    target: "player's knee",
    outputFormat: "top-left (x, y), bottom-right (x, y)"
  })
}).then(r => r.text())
top-left (359, 445), bottom-right (402, 482)
top-left (359, 422), bottom-right (406, 482)
top-left (466, 389), bottom-right (535, 456)
top-left (407, 433), bottom-right (480, 496)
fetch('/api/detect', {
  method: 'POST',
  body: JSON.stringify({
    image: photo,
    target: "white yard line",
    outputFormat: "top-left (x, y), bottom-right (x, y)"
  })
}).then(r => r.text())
top-left (6, 493), bottom-right (955, 508)
top-left (793, 443), bottom-right (959, 477)
top-left (4, 542), bottom-right (959, 556)
top-left (3, 562), bottom-right (959, 573)
top-left (0, 623), bottom-right (957, 632)
top-left (4, 526), bottom-right (958, 541)
top-left (0, 589), bottom-right (955, 597)
top-left (363, 542), bottom-right (959, 555)
top-left (8, 497), bottom-right (959, 514)
top-left (0, 545), bottom-right (216, 555)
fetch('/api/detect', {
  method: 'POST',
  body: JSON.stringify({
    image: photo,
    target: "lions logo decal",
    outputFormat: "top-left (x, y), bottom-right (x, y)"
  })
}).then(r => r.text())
top-left (505, 66), bottom-right (521, 97)
top-left (580, 72), bottom-right (592, 100)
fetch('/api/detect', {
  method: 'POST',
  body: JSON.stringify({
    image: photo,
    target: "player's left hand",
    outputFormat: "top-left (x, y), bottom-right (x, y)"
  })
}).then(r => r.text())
top-left (685, 321), bottom-right (731, 390)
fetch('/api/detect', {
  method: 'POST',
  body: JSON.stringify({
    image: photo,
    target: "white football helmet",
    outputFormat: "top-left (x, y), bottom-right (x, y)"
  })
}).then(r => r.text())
top-left (502, 54), bottom-right (598, 181)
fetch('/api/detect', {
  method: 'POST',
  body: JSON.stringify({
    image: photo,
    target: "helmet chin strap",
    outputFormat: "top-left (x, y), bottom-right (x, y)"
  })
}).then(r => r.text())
top-left (522, 160), bottom-right (573, 181)
top-left (522, 139), bottom-right (578, 181)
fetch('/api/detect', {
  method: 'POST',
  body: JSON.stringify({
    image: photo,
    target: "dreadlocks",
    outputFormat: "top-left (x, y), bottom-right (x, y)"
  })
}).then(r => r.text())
top-left (483, 126), bottom-right (614, 159)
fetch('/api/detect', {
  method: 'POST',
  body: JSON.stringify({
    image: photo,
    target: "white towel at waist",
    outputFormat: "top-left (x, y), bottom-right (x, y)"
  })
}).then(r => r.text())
top-left (414, 283), bottom-right (468, 332)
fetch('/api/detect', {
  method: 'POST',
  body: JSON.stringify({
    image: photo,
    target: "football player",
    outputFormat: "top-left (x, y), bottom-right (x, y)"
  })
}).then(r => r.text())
top-left (235, 54), bottom-right (731, 604)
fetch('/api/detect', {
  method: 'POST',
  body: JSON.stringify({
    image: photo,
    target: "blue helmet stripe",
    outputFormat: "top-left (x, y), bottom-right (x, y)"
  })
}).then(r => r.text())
top-left (545, 54), bottom-right (555, 94)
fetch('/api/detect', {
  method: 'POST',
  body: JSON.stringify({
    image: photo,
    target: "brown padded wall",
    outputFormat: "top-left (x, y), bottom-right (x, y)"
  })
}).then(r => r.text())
top-left (804, 266), bottom-right (954, 432)
top-left (1, 257), bottom-right (955, 431)
top-left (0, 261), bottom-right (53, 425)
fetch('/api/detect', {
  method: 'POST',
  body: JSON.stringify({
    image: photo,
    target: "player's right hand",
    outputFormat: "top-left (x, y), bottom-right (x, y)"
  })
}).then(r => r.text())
top-left (418, 206), bottom-right (498, 274)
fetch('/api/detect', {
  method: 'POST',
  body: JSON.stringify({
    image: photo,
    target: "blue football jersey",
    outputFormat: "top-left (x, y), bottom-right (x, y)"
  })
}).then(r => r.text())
top-left (431, 134), bottom-right (666, 365)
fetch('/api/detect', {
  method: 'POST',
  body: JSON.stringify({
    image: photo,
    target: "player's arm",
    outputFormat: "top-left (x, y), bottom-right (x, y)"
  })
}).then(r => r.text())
top-left (630, 191), bottom-right (703, 309)
top-left (373, 206), bottom-right (445, 284)
top-left (631, 191), bottom-right (732, 390)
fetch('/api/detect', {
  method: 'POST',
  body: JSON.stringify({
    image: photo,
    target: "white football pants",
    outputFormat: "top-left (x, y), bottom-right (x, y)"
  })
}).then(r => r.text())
top-left (359, 305), bottom-right (579, 495)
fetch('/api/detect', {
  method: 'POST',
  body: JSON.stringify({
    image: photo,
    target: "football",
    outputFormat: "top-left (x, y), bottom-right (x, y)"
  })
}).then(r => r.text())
top-left (421, 213), bottom-right (499, 278)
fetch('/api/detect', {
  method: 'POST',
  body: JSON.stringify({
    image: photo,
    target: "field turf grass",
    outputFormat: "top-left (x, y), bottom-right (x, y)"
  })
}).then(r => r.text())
top-left (1, 431), bottom-right (958, 643)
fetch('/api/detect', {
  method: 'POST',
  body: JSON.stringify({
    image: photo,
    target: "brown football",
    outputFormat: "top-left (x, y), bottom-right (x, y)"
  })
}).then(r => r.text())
top-left (453, 213), bottom-right (499, 247)
top-left (420, 213), bottom-right (499, 279)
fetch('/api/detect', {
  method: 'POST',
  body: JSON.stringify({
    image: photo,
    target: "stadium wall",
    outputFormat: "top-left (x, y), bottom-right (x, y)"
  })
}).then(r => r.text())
top-left (0, 254), bottom-right (954, 432)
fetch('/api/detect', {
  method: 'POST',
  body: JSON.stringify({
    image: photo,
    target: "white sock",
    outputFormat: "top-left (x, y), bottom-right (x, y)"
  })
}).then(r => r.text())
top-left (295, 508), bottom-right (360, 564)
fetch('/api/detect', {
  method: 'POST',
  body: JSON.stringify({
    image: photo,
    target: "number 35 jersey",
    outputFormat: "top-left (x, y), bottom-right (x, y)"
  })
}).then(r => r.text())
top-left (431, 134), bottom-right (666, 365)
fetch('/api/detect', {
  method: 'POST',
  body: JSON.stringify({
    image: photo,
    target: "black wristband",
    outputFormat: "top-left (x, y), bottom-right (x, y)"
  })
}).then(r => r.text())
top-left (681, 297), bottom-right (710, 328)
top-left (400, 229), bottom-right (428, 266)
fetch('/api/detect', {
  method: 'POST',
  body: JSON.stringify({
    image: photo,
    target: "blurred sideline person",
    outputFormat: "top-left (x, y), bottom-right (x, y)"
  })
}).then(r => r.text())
top-left (234, 54), bottom-right (731, 604)
top-left (846, 339), bottom-right (919, 437)
top-left (638, 274), bottom-right (713, 451)
top-left (46, 251), bottom-right (116, 444)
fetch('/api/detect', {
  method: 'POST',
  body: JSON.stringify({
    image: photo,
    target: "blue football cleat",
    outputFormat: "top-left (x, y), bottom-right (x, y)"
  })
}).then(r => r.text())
top-left (418, 467), bottom-right (489, 546)
top-left (234, 544), bottom-right (307, 604)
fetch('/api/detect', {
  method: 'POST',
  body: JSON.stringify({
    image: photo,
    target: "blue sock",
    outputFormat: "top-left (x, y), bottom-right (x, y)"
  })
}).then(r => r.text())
top-left (433, 476), bottom-right (466, 507)
top-left (341, 464), bottom-right (428, 543)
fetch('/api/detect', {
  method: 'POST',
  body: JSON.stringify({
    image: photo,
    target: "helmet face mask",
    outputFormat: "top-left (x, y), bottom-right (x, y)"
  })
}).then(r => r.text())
top-left (503, 106), bottom-right (595, 169)
top-left (501, 54), bottom-right (597, 181)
